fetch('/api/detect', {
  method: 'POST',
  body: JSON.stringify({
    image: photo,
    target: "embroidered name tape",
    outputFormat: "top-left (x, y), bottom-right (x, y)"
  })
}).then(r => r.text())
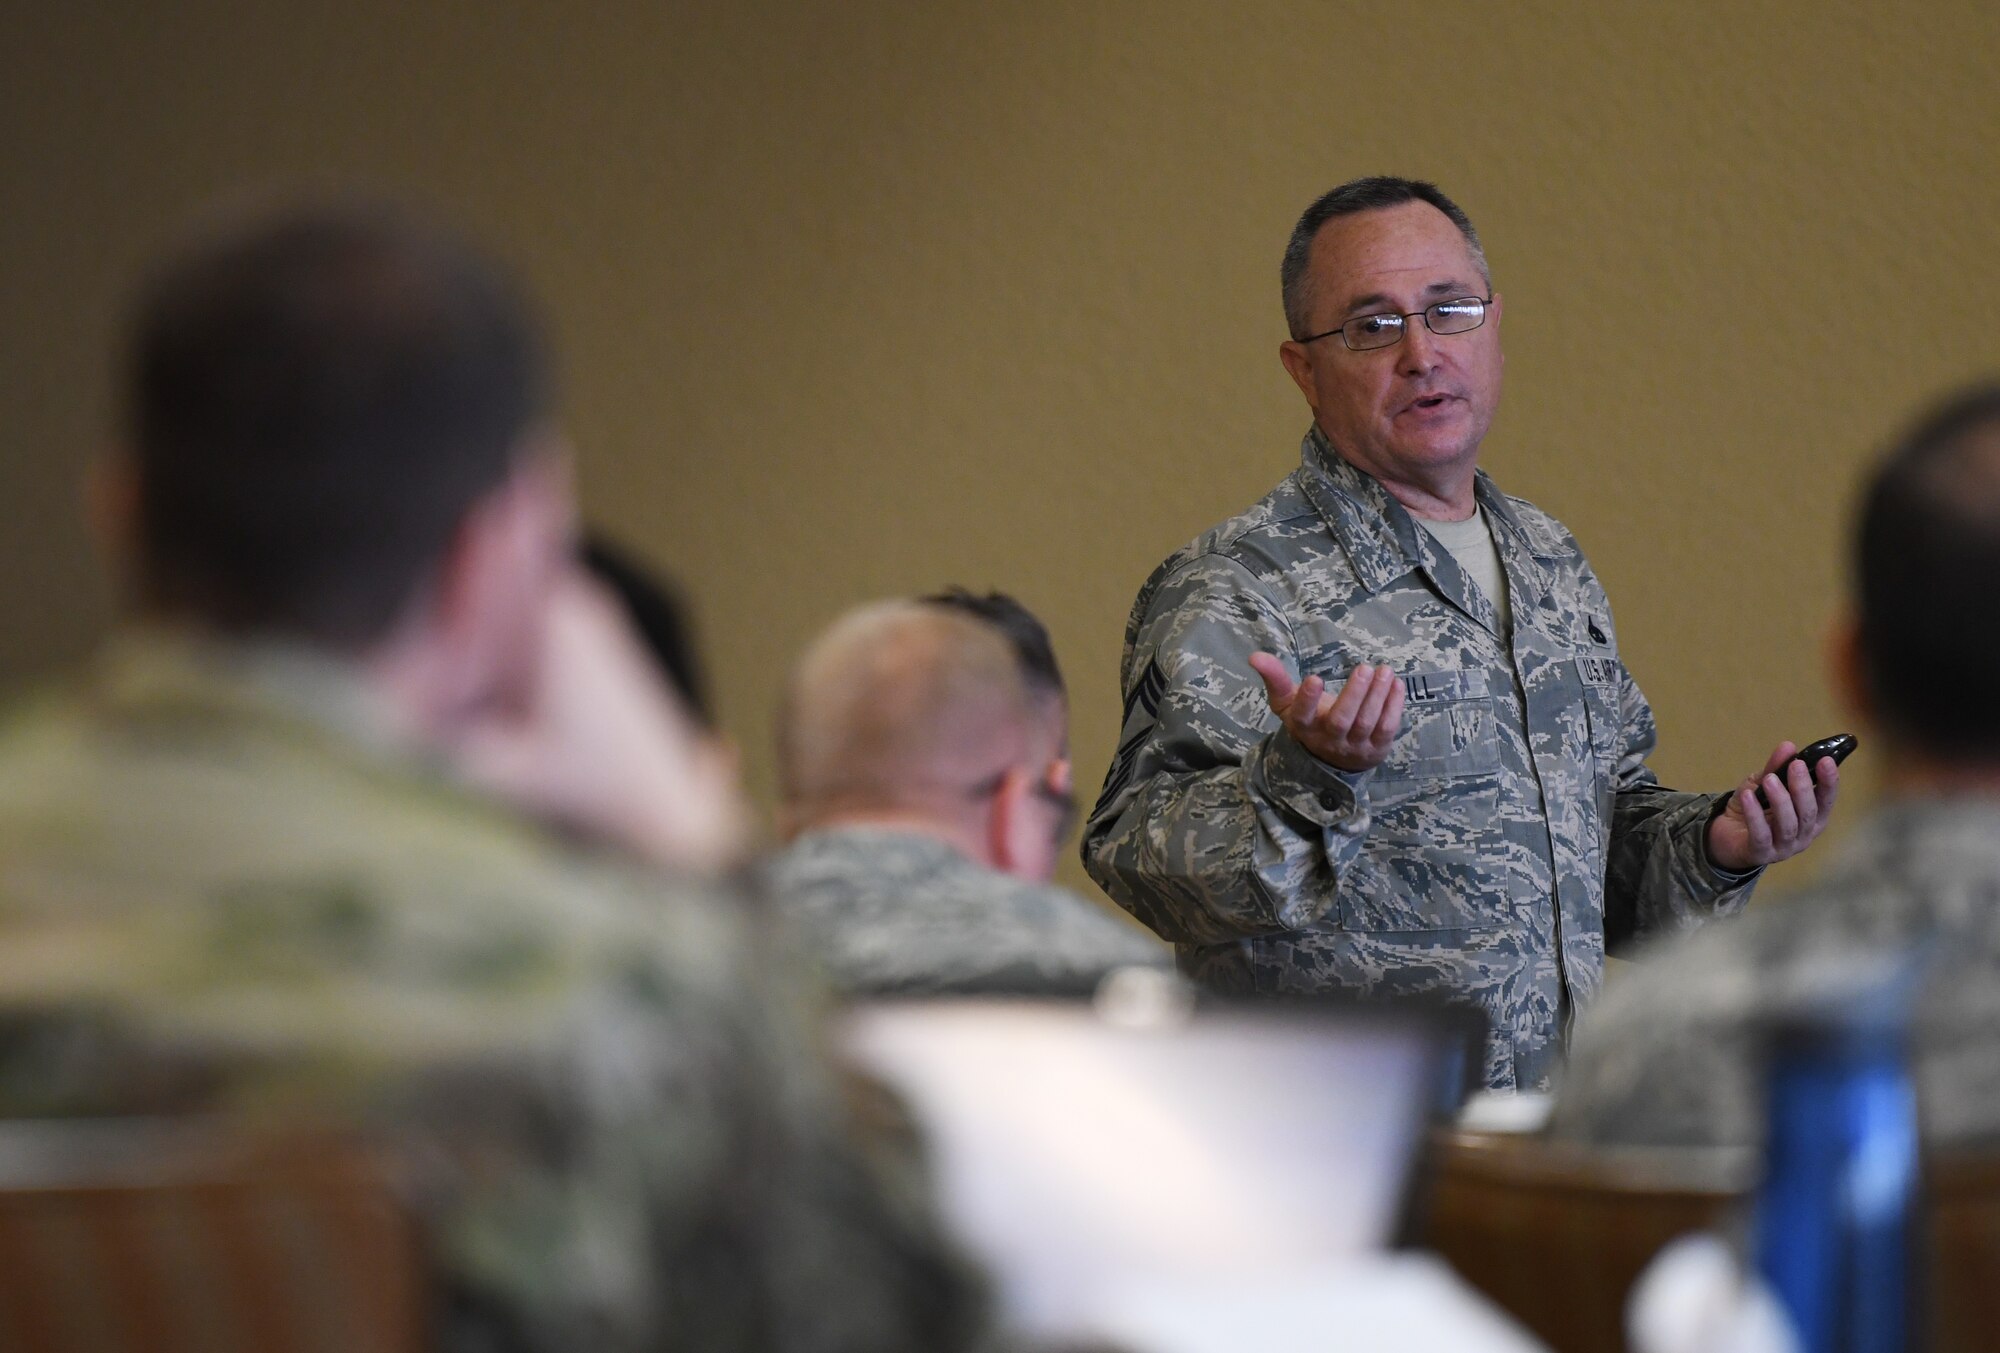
top-left (1577, 655), bottom-right (1619, 687)
top-left (1396, 668), bottom-right (1491, 704)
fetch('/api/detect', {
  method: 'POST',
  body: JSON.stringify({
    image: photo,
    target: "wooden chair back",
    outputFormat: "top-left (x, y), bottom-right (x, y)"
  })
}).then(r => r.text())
top-left (1925, 1147), bottom-right (2000, 1352)
top-left (0, 1120), bottom-right (425, 1353)
top-left (1415, 1129), bottom-right (1746, 1353)
top-left (1418, 1128), bottom-right (2000, 1353)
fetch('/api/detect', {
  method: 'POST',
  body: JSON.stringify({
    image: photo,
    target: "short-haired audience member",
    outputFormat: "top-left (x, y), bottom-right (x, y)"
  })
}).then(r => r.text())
top-left (1552, 383), bottom-right (2000, 1148)
top-left (0, 200), bottom-right (984, 1350)
top-left (766, 591), bottom-right (1166, 995)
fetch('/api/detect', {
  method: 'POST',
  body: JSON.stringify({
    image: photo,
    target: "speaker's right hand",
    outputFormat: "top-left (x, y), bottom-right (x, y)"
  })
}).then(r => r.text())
top-left (1248, 653), bottom-right (1405, 773)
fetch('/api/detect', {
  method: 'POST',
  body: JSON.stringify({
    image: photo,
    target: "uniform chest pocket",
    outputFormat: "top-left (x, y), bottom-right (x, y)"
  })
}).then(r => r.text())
top-left (1337, 665), bottom-right (1505, 935)
top-left (1576, 654), bottom-right (1622, 770)
top-left (1375, 667), bottom-right (1503, 782)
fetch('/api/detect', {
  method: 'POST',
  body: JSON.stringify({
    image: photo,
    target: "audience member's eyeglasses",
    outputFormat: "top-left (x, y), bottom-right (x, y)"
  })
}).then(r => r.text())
top-left (1297, 295), bottom-right (1490, 352)
top-left (964, 768), bottom-right (1079, 843)
top-left (1034, 780), bottom-right (1079, 844)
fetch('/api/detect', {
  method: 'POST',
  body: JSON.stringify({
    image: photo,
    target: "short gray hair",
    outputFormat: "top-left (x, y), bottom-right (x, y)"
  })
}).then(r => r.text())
top-left (777, 601), bottom-right (1052, 817)
top-left (1280, 176), bottom-right (1489, 339)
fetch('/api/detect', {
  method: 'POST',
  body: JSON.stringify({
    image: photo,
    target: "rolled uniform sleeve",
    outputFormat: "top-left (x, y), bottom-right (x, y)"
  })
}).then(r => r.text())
top-left (1082, 555), bottom-right (1374, 947)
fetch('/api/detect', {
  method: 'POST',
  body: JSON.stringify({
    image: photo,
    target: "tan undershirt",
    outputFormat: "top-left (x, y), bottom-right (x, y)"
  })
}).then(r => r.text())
top-left (1417, 507), bottom-right (1512, 638)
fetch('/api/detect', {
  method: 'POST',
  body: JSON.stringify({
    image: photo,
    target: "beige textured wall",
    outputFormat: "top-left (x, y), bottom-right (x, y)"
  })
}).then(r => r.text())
top-left (2, 3), bottom-right (1995, 900)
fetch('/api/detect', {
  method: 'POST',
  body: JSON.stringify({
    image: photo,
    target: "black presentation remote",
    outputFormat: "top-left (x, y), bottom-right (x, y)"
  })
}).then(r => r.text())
top-left (1754, 733), bottom-right (1858, 808)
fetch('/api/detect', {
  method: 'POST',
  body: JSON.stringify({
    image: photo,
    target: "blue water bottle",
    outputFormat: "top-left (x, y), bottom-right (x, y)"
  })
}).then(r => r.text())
top-left (1751, 979), bottom-right (1920, 1353)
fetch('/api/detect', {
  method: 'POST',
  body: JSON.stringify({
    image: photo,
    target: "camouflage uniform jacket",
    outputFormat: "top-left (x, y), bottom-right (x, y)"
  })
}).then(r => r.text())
top-left (1082, 428), bottom-right (1759, 1088)
top-left (1551, 798), bottom-right (2000, 1149)
top-left (0, 631), bottom-right (988, 1353)
top-left (763, 825), bottom-right (1167, 996)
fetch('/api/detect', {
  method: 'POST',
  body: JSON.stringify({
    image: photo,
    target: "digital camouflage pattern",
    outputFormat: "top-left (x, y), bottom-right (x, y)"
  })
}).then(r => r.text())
top-left (0, 631), bottom-right (989, 1353)
top-left (1551, 799), bottom-right (2000, 1148)
top-left (1083, 429), bottom-right (1759, 1089)
top-left (763, 825), bottom-right (1167, 996)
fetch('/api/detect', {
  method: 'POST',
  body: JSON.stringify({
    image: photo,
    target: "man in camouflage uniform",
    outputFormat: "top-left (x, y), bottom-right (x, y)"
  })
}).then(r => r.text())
top-left (1082, 177), bottom-right (1840, 1089)
top-left (0, 202), bottom-right (985, 1351)
top-left (1553, 386), bottom-right (2000, 1146)
top-left (767, 591), bottom-right (1164, 995)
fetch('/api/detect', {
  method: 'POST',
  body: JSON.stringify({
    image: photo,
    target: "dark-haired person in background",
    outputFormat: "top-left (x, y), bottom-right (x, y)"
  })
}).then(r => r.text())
top-left (0, 199), bottom-right (983, 1350)
top-left (583, 534), bottom-right (715, 726)
top-left (1083, 176), bottom-right (1839, 1089)
top-left (765, 590), bottom-right (1165, 995)
top-left (1553, 384), bottom-right (2000, 1147)
top-left (581, 532), bottom-right (752, 869)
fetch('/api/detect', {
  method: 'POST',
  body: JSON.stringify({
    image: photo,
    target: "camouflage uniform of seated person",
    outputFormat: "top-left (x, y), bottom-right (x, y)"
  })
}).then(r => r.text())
top-left (765, 591), bottom-right (1165, 996)
top-left (0, 201), bottom-right (986, 1352)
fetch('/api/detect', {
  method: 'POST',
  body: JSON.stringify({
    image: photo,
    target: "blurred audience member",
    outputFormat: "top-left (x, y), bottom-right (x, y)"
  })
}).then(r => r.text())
top-left (1552, 383), bottom-right (2000, 1148)
top-left (767, 590), bottom-right (1165, 995)
top-left (0, 199), bottom-right (983, 1351)
top-left (582, 533), bottom-right (714, 726)
top-left (578, 531), bottom-right (752, 868)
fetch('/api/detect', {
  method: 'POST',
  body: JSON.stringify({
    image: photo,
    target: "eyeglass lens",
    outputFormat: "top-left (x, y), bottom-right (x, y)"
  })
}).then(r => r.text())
top-left (1342, 297), bottom-right (1485, 351)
